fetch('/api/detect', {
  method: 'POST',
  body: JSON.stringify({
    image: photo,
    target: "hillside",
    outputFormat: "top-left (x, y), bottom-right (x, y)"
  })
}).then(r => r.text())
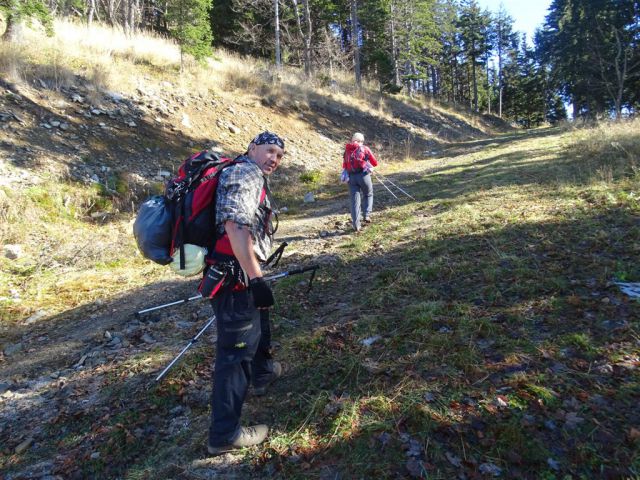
top-left (2, 21), bottom-right (640, 480)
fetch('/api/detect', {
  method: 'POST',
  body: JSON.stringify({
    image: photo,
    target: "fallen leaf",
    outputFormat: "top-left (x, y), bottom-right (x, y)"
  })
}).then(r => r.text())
top-left (446, 451), bottom-right (462, 468)
top-left (479, 462), bottom-right (502, 477)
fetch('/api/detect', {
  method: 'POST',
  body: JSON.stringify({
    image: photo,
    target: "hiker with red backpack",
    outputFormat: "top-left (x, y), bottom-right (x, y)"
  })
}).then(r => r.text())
top-left (205, 131), bottom-right (285, 455)
top-left (133, 131), bottom-right (286, 454)
top-left (342, 132), bottom-right (378, 232)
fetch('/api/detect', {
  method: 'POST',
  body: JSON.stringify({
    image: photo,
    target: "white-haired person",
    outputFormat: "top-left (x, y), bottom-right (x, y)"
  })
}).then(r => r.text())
top-left (342, 132), bottom-right (379, 231)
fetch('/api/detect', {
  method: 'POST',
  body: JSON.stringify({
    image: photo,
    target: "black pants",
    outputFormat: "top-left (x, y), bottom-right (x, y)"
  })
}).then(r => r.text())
top-left (208, 287), bottom-right (274, 446)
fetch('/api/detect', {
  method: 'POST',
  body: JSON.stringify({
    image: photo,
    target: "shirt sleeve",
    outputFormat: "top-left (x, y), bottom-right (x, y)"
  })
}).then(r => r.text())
top-left (342, 149), bottom-right (348, 170)
top-left (365, 147), bottom-right (378, 167)
top-left (216, 164), bottom-right (263, 229)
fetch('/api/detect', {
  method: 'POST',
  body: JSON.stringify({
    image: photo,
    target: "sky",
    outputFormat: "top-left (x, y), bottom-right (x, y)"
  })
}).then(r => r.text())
top-left (475, 0), bottom-right (552, 41)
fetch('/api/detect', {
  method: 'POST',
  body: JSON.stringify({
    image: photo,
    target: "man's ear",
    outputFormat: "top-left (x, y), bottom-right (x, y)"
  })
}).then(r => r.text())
top-left (247, 142), bottom-right (256, 158)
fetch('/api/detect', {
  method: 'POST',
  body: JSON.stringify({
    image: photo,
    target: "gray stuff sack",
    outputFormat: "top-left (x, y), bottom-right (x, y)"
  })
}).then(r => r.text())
top-left (133, 195), bottom-right (174, 265)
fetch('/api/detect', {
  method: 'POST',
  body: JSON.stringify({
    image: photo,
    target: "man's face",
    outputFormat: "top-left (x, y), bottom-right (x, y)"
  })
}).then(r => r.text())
top-left (249, 143), bottom-right (285, 175)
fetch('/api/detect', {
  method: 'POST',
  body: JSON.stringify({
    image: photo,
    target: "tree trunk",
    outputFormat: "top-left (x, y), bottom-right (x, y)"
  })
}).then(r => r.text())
top-left (274, 0), bottom-right (282, 69)
top-left (486, 59), bottom-right (491, 114)
top-left (497, 21), bottom-right (503, 118)
top-left (350, 0), bottom-right (361, 88)
top-left (88, 0), bottom-right (97, 27)
top-left (291, 0), bottom-right (305, 67)
top-left (302, 0), bottom-right (312, 77)
top-left (471, 43), bottom-right (478, 111)
top-left (2, 14), bottom-right (23, 42)
top-left (390, 0), bottom-right (400, 86)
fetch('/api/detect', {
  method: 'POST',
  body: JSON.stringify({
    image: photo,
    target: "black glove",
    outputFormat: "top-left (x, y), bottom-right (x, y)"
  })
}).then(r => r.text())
top-left (250, 277), bottom-right (274, 308)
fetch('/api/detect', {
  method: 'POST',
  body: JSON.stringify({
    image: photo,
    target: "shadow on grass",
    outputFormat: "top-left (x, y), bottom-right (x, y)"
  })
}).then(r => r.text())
top-left (2, 200), bottom-right (638, 478)
top-left (266, 205), bottom-right (639, 479)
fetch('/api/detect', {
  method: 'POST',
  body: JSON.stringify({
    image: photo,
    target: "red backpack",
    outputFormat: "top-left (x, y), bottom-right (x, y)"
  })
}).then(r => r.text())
top-left (134, 149), bottom-right (265, 270)
top-left (347, 146), bottom-right (369, 172)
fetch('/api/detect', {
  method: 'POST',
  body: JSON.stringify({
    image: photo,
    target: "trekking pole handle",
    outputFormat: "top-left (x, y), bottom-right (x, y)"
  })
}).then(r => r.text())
top-left (262, 264), bottom-right (319, 281)
top-left (283, 265), bottom-right (320, 276)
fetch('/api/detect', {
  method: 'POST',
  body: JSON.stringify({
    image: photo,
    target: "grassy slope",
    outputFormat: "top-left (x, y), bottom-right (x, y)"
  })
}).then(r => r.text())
top-left (1, 21), bottom-right (639, 480)
top-left (0, 19), bottom-right (506, 326)
top-left (265, 124), bottom-right (640, 479)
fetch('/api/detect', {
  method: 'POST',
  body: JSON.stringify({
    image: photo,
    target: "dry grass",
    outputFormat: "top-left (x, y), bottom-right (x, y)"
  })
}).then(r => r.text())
top-left (0, 178), bottom-right (171, 322)
top-left (564, 118), bottom-right (640, 183)
top-left (0, 19), bottom-right (180, 94)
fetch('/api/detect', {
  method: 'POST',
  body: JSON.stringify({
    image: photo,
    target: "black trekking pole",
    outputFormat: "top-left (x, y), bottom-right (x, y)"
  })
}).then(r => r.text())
top-left (135, 265), bottom-right (320, 317)
top-left (153, 264), bottom-right (320, 382)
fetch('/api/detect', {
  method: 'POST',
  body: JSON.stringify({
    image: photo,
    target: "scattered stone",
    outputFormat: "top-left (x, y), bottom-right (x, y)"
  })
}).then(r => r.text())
top-left (107, 91), bottom-right (124, 102)
top-left (228, 124), bottom-right (240, 134)
top-left (15, 437), bottom-right (33, 454)
top-left (141, 333), bottom-right (155, 343)
top-left (24, 310), bottom-right (47, 325)
top-left (126, 121), bottom-right (137, 127)
top-left (74, 354), bottom-right (87, 367)
top-left (50, 120), bottom-right (61, 127)
top-left (3, 342), bottom-right (23, 356)
top-left (59, 122), bottom-right (70, 130)
top-left (303, 192), bottom-right (315, 203)
top-left (4, 244), bottom-right (22, 259)
top-left (181, 113), bottom-right (191, 128)
top-left (90, 451), bottom-right (100, 459)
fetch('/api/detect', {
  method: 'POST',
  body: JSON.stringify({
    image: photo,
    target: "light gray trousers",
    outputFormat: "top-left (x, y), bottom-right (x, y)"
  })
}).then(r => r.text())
top-left (348, 172), bottom-right (373, 230)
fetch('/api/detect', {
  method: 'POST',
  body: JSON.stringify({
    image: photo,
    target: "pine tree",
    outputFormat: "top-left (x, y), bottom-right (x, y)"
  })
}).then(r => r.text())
top-left (167, 0), bottom-right (213, 68)
top-left (457, 0), bottom-right (492, 111)
top-left (493, 4), bottom-right (516, 117)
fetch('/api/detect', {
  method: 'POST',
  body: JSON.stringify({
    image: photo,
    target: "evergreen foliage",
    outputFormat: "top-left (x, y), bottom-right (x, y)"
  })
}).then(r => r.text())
top-left (0, 0), bottom-right (53, 40)
top-left (167, 0), bottom-right (214, 64)
top-left (20, 0), bottom-right (637, 124)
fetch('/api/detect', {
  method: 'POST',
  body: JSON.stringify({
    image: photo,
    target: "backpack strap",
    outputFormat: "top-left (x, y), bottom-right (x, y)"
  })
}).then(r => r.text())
top-left (349, 146), bottom-right (363, 172)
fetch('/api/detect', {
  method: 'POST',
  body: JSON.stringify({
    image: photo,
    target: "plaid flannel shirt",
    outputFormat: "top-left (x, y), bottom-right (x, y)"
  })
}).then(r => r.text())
top-left (215, 157), bottom-right (273, 262)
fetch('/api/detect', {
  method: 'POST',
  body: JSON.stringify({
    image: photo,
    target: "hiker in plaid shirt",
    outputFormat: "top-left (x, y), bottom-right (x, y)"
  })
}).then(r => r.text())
top-left (207, 131), bottom-right (286, 456)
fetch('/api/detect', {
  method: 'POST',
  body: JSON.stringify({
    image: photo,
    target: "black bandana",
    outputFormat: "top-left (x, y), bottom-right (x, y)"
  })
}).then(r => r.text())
top-left (250, 131), bottom-right (285, 150)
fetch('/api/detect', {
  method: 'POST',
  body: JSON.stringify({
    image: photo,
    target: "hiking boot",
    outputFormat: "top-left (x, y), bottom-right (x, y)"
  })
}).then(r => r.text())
top-left (364, 216), bottom-right (372, 224)
top-left (253, 361), bottom-right (282, 396)
top-left (207, 425), bottom-right (269, 456)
